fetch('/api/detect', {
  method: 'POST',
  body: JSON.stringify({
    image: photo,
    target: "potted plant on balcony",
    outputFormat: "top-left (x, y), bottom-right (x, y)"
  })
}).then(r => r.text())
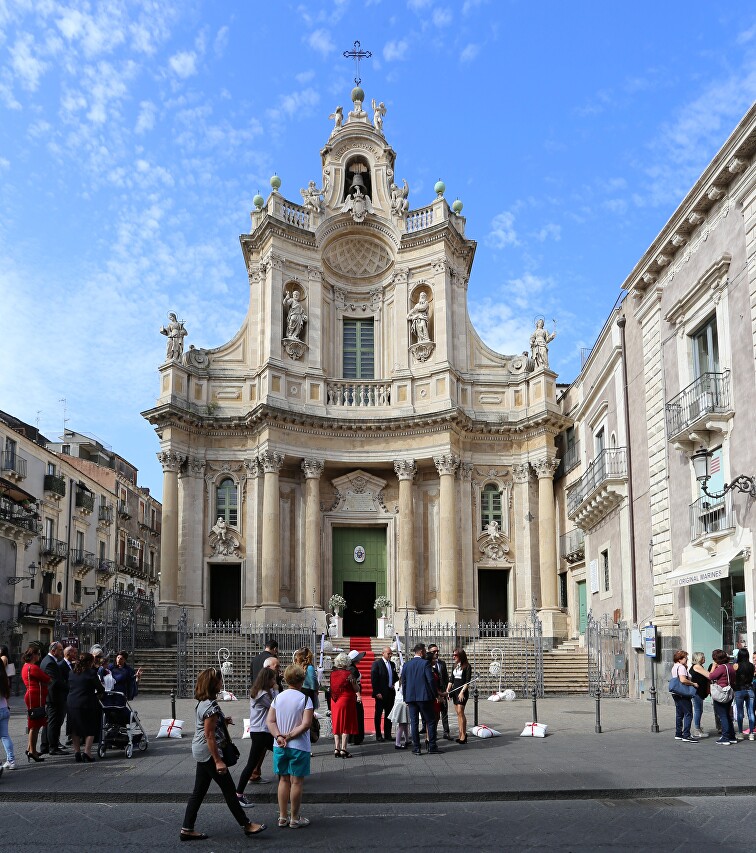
top-left (374, 595), bottom-right (392, 637)
top-left (328, 593), bottom-right (346, 638)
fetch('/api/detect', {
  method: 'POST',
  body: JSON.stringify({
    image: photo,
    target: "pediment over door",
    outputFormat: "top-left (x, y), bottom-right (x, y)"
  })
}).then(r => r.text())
top-left (327, 470), bottom-right (391, 514)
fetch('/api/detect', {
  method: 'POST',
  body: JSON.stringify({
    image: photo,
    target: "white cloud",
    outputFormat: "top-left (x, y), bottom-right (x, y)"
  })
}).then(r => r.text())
top-left (270, 87), bottom-right (320, 120)
top-left (462, 0), bottom-right (487, 13)
top-left (169, 50), bottom-right (198, 78)
top-left (408, 0), bottom-right (432, 9)
top-left (737, 23), bottom-right (756, 45)
top-left (383, 39), bottom-right (409, 62)
top-left (10, 33), bottom-right (47, 90)
top-left (308, 28), bottom-right (335, 58)
top-left (135, 100), bottom-right (157, 134)
top-left (214, 26), bottom-right (229, 58)
top-left (296, 69), bottom-right (315, 84)
top-left (535, 223), bottom-right (561, 242)
top-left (459, 43), bottom-right (479, 63)
top-left (432, 7), bottom-right (453, 26)
top-left (487, 210), bottom-right (519, 248)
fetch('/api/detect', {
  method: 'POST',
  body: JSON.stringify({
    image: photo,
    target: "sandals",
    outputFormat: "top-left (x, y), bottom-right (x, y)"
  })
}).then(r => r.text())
top-left (243, 823), bottom-right (267, 836)
top-left (277, 816), bottom-right (289, 828)
top-left (180, 831), bottom-right (209, 841)
top-left (334, 749), bottom-right (341, 758)
top-left (340, 750), bottom-right (353, 758)
top-left (289, 817), bottom-right (310, 829)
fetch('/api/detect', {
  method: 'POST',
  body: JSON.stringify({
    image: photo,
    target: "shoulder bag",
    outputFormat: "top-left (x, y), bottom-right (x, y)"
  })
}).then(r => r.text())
top-left (27, 706), bottom-right (46, 720)
top-left (301, 694), bottom-right (320, 743)
top-left (668, 676), bottom-right (697, 698)
top-left (710, 665), bottom-right (734, 703)
top-left (218, 713), bottom-right (240, 766)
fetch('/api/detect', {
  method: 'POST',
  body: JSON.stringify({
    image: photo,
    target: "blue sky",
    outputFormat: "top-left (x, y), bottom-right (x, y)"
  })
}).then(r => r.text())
top-left (1, 1), bottom-right (755, 500)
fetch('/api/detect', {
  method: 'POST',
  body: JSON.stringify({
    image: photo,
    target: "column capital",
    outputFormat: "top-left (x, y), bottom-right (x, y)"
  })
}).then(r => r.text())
top-left (157, 450), bottom-right (186, 473)
top-left (301, 458), bottom-right (325, 479)
top-left (433, 453), bottom-right (460, 476)
top-left (511, 462), bottom-right (532, 484)
top-left (459, 462), bottom-right (474, 481)
top-left (244, 456), bottom-right (260, 477)
top-left (185, 457), bottom-right (206, 477)
top-left (259, 449), bottom-right (285, 474)
top-left (532, 457), bottom-right (559, 480)
top-left (393, 459), bottom-right (417, 481)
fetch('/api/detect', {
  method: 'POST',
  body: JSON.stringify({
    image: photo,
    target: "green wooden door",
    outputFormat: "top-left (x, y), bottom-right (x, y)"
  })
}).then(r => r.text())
top-left (332, 528), bottom-right (387, 636)
top-left (577, 580), bottom-right (588, 634)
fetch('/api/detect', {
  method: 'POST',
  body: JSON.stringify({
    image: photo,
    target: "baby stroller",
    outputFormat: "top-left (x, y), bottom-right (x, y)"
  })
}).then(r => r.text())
top-left (98, 691), bottom-right (149, 759)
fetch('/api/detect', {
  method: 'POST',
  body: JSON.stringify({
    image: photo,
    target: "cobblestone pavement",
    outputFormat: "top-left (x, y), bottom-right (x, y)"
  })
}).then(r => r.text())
top-left (2, 695), bottom-right (755, 802)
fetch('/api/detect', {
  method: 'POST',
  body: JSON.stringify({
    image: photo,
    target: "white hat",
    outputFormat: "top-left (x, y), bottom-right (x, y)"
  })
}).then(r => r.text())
top-left (348, 650), bottom-right (366, 663)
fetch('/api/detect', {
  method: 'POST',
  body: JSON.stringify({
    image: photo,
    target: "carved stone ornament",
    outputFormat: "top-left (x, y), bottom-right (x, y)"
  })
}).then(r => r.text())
top-left (509, 352), bottom-right (532, 374)
top-left (157, 450), bottom-right (186, 473)
top-left (728, 157), bottom-right (747, 174)
top-left (183, 345), bottom-right (210, 369)
top-left (707, 185), bottom-right (725, 201)
top-left (434, 453), bottom-right (460, 476)
top-left (688, 212), bottom-right (705, 226)
top-left (187, 457), bottom-right (206, 476)
top-left (410, 341), bottom-right (436, 363)
top-left (301, 459), bottom-right (325, 479)
top-left (259, 450), bottom-right (285, 474)
top-left (393, 459), bottom-right (417, 481)
top-left (459, 462), bottom-right (475, 481)
top-left (283, 338), bottom-right (308, 360)
top-left (341, 186), bottom-right (373, 223)
top-left (327, 470), bottom-right (390, 514)
top-left (324, 236), bottom-right (392, 279)
top-left (244, 457), bottom-right (260, 476)
top-left (477, 520), bottom-right (512, 562)
top-left (511, 463), bottom-right (531, 484)
top-left (209, 516), bottom-right (242, 558)
top-left (532, 457), bottom-right (559, 479)
top-left (642, 272), bottom-right (657, 285)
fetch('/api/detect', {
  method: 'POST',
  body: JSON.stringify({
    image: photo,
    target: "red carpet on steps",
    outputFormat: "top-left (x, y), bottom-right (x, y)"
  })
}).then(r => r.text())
top-left (348, 637), bottom-right (375, 734)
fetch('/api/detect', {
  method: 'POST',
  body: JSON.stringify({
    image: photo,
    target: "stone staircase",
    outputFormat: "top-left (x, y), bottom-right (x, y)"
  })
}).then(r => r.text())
top-left (132, 647), bottom-right (178, 695)
top-left (542, 640), bottom-right (590, 695)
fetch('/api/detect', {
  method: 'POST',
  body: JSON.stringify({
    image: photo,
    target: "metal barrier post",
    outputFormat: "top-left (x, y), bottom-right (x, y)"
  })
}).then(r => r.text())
top-left (649, 661), bottom-right (660, 733)
top-left (532, 687), bottom-right (538, 724)
top-left (594, 685), bottom-right (602, 733)
top-left (473, 683), bottom-right (479, 727)
top-left (170, 688), bottom-right (176, 720)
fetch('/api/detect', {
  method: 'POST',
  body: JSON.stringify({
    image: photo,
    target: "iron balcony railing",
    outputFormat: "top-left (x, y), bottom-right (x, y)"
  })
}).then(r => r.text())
top-left (75, 490), bottom-right (95, 512)
top-left (72, 549), bottom-right (98, 569)
top-left (117, 499), bottom-right (131, 518)
top-left (43, 473), bottom-right (66, 497)
top-left (125, 555), bottom-right (141, 570)
top-left (1, 450), bottom-right (27, 479)
top-left (98, 505), bottom-right (113, 524)
top-left (556, 441), bottom-right (581, 479)
top-left (560, 528), bottom-right (585, 563)
top-left (567, 447), bottom-right (627, 517)
top-left (0, 500), bottom-right (42, 534)
top-left (665, 371), bottom-right (731, 438)
top-left (41, 538), bottom-right (68, 559)
top-left (689, 492), bottom-right (736, 542)
top-left (97, 559), bottom-right (116, 574)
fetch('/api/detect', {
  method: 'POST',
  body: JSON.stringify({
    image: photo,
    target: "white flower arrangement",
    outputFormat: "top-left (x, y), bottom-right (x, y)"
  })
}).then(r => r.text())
top-left (374, 595), bottom-right (392, 612)
top-left (329, 593), bottom-right (346, 614)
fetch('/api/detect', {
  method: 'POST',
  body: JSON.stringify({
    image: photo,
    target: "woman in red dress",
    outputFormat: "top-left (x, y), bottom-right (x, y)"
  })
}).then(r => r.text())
top-left (21, 645), bottom-right (51, 762)
top-left (330, 653), bottom-right (358, 758)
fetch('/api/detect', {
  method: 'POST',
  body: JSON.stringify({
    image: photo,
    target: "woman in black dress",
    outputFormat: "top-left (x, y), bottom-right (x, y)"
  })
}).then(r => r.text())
top-left (446, 648), bottom-right (472, 744)
top-left (68, 653), bottom-right (104, 762)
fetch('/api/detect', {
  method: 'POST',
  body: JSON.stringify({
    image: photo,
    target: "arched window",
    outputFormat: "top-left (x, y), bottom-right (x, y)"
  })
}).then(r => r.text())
top-left (481, 484), bottom-right (502, 531)
top-left (216, 478), bottom-right (238, 527)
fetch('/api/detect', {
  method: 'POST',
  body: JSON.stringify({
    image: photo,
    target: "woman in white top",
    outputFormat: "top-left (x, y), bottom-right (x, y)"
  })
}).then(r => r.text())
top-left (670, 649), bottom-right (698, 743)
top-left (267, 664), bottom-right (314, 829)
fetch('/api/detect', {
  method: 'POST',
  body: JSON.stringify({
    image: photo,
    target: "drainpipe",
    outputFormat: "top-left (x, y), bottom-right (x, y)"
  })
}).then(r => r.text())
top-left (64, 478), bottom-right (75, 610)
top-left (617, 315), bottom-right (637, 625)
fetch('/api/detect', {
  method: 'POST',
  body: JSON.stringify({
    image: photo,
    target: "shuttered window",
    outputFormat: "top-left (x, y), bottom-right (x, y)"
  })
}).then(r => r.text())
top-left (343, 319), bottom-right (375, 379)
top-left (481, 484), bottom-right (502, 531)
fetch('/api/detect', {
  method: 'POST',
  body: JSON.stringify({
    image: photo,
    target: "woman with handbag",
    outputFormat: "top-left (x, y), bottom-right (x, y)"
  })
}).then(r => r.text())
top-left (689, 652), bottom-right (711, 738)
top-left (733, 648), bottom-right (755, 740)
top-left (669, 650), bottom-right (698, 743)
top-left (235, 666), bottom-right (279, 806)
top-left (21, 645), bottom-right (50, 762)
top-left (330, 653), bottom-right (358, 758)
top-left (180, 668), bottom-right (266, 842)
top-left (67, 652), bottom-right (104, 761)
top-left (294, 648), bottom-right (319, 708)
top-left (708, 648), bottom-right (737, 745)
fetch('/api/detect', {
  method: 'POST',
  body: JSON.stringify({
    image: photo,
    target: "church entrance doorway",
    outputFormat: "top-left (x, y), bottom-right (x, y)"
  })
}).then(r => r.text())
top-left (478, 568), bottom-right (508, 622)
top-left (209, 563), bottom-right (241, 622)
top-left (332, 527), bottom-right (386, 637)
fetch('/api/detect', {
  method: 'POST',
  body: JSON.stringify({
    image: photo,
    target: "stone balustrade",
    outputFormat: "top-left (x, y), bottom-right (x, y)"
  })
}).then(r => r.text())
top-left (326, 380), bottom-right (391, 408)
top-left (406, 205), bottom-right (434, 232)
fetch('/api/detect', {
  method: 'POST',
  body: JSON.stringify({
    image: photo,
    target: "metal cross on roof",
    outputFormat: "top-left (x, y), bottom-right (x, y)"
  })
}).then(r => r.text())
top-left (343, 40), bottom-right (372, 85)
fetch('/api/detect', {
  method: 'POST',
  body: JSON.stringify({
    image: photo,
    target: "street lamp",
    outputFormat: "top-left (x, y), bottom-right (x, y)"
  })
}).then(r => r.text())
top-left (6, 561), bottom-right (38, 586)
top-left (691, 446), bottom-right (756, 499)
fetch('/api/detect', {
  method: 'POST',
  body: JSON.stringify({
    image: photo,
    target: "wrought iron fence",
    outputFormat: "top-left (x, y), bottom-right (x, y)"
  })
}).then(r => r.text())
top-left (401, 609), bottom-right (544, 698)
top-left (587, 612), bottom-right (629, 697)
top-left (54, 590), bottom-right (155, 656)
top-left (176, 612), bottom-right (317, 698)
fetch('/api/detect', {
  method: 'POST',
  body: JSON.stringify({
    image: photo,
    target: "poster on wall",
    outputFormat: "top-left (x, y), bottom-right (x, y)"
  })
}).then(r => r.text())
top-left (589, 559), bottom-right (599, 594)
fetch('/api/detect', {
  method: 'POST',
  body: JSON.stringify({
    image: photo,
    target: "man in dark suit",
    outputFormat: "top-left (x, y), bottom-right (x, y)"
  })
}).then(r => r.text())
top-left (401, 643), bottom-right (442, 755)
top-left (371, 646), bottom-right (398, 741)
top-left (39, 641), bottom-right (67, 755)
top-left (427, 644), bottom-right (451, 740)
top-left (60, 645), bottom-right (77, 745)
top-left (250, 637), bottom-right (278, 684)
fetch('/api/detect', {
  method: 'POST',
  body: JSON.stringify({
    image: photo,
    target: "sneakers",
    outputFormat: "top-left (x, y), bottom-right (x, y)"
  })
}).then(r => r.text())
top-left (749, 734), bottom-right (755, 741)
top-left (681, 737), bottom-right (699, 743)
top-left (2, 761), bottom-right (16, 770)
top-left (236, 794), bottom-right (255, 809)
top-left (693, 728), bottom-right (708, 738)
top-left (674, 735), bottom-right (684, 740)
top-left (716, 738), bottom-right (731, 745)
top-left (730, 739), bottom-right (739, 744)
top-left (744, 728), bottom-right (751, 735)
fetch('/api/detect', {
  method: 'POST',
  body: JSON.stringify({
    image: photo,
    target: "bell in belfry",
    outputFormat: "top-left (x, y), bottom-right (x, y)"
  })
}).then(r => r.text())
top-left (349, 171), bottom-right (366, 193)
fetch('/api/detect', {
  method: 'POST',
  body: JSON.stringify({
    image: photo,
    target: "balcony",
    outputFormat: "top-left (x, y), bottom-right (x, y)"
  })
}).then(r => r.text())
top-left (0, 499), bottom-right (41, 542)
top-left (556, 441), bottom-right (581, 479)
top-left (560, 528), bottom-right (585, 564)
top-left (326, 380), bottom-right (392, 409)
top-left (96, 559), bottom-right (116, 575)
top-left (117, 499), bottom-right (131, 519)
top-left (124, 554), bottom-right (141, 571)
top-left (41, 592), bottom-right (61, 611)
top-left (98, 505), bottom-right (113, 525)
top-left (75, 490), bottom-right (95, 514)
top-left (689, 493), bottom-right (737, 545)
top-left (665, 371), bottom-right (733, 446)
top-left (43, 473), bottom-right (66, 498)
top-left (72, 549), bottom-right (98, 578)
top-left (1, 450), bottom-right (27, 481)
top-left (41, 537), bottom-right (68, 565)
top-left (567, 447), bottom-right (628, 530)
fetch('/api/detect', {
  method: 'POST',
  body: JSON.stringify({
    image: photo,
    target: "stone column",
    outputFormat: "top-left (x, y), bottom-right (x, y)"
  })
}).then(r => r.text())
top-left (459, 462), bottom-right (475, 614)
top-left (512, 462), bottom-right (536, 615)
top-left (533, 457), bottom-right (560, 609)
top-left (259, 449), bottom-right (285, 606)
top-left (179, 457), bottom-right (205, 608)
top-left (393, 459), bottom-right (417, 611)
top-left (243, 456), bottom-right (260, 608)
top-left (301, 459), bottom-right (324, 609)
top-left (157, 450), bottom-right (185, 607)
top-left (434, 453), bottom-right (460, 610)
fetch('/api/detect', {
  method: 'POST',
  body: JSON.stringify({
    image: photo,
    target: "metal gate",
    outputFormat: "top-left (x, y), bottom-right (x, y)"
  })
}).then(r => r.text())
top-left (587, 611), bottom-right (629, 697)
top-left (176, 609), bottom-right (317, 698)
top-left (55, 590), bottom-right (155, 656)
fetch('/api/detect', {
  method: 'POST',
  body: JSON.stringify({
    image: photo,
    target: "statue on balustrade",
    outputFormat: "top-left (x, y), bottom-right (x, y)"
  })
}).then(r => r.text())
top-left (371, 99), bottom-right (386, 133)
top-left (329, 106), bottom-right (343, 133)
top-left (160, 312), bottom-right (187, 361)
top-left (300, 180), bottom-right (324, 214)
top-left (407, 292), bottom-right (432, 343)
top-left (390, 179), bottom-right (410, 216)
top-left (283, 288), bottom-right (308, 341)
top-left (529, 318), bottom-right (556, 369)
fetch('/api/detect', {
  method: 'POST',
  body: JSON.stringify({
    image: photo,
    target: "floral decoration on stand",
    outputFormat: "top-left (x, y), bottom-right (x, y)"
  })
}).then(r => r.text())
top-left (374, 595), bottom-right (392, 618)
top-left (329, 593), bottom-right (346, 615)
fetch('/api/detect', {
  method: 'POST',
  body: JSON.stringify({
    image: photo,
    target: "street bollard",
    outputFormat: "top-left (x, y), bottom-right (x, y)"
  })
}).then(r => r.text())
top-left (649, 665), bottom-right (660, 733)
top-left (532, 688), bottom-right (538, 724)
top-left (594, 686), bottom-right (602, 733)
top-left (473, 684), bottom-right (479, 727)
top-left (170, 688), bottom-right (176, 720)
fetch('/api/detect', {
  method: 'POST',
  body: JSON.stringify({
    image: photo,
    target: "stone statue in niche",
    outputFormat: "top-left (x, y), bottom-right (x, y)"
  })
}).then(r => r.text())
top-left (371, 99), bottom-right (386, 133)
top-left (407, 292), bottom-right (432, 343)
top-left (390, 180), bottom-right (410, 216)
top-left (160, 312), bottom-right (187, 361)
top-left (210, 516), bottom-right (241, 557)
top-left (477, 518), bottom-right (511, 562)
top-left (283, 288), bottom-right (308, 341)
top-left (329, 106), bottom-right (343, 133)
top-left (300, 180), bottom-right (324, 214)
top-left (341, 185), bottom-right (373, 223)
top-left (212, 516), bottom-right (229, 545)
top-left (183, 344), bottom-right (210, 369)
top-left (529, 318), bottom-right (557, 369)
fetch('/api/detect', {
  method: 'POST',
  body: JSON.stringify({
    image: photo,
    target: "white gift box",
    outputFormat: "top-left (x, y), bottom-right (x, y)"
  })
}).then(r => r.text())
top-left (242, 718), bottom-right (252, 739)
top-left (519, 722), bottom-right (548, 737)
top-left (471, 725), bottom-right (501, 738)
top-left (157, 718), bottom-right (184, 738)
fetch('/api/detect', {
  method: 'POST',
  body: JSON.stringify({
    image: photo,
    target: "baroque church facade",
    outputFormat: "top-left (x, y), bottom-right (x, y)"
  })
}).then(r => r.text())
top-left (143, 85), bottom-right (569, 641)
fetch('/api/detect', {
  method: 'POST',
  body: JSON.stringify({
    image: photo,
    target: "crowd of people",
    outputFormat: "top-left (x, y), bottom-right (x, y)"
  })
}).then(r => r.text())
top-left (670, 647), bottom-right (756, 744)
top-left (0, 641), bottom-right (142, 770)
